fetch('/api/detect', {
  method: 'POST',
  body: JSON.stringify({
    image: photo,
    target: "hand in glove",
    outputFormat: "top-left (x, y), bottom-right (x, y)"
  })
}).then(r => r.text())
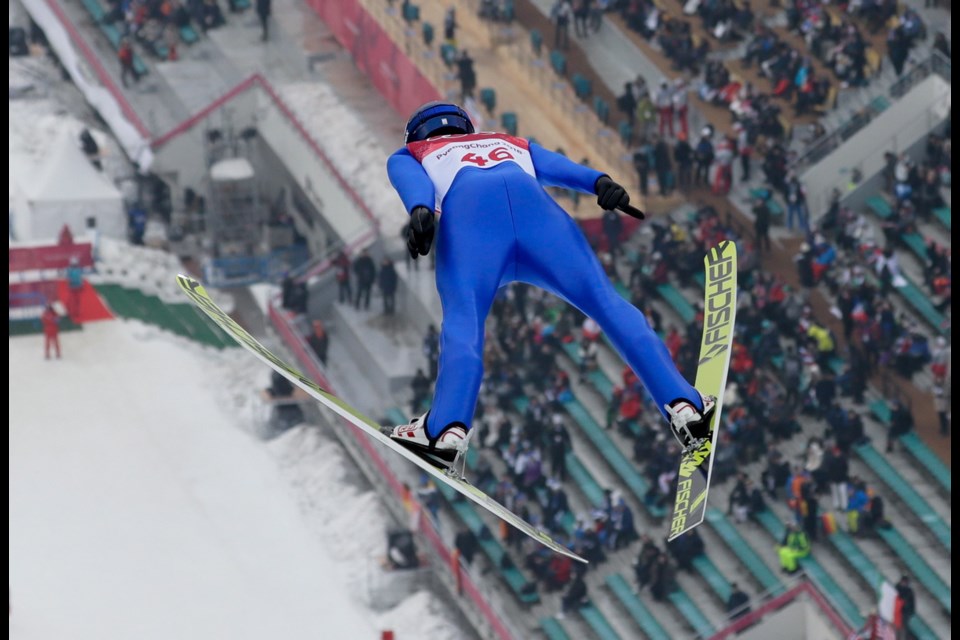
top-left (406, 206), bottom-right (436, 260)
top-left (594, 175), bottom-right (630, 211)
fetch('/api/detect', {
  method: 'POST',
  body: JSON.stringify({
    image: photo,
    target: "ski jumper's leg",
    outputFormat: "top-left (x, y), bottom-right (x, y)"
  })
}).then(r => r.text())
top-left (427, 175), bottom-right (514, 437)
top-left (512, 183), bottom-right (701, 420)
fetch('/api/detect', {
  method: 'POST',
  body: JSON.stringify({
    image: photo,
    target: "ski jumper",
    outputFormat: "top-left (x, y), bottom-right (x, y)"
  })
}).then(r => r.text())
top-left (387, 132), bottom-right (700, 438)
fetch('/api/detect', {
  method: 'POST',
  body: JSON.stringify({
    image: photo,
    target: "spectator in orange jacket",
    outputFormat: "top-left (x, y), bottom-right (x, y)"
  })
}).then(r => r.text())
top-left (41, 303), bottom-right (61, 359)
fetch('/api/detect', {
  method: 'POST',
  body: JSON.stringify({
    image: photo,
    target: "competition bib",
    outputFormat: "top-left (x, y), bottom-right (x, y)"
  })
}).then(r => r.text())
top-left (407, 133), bottom-right (537, 208)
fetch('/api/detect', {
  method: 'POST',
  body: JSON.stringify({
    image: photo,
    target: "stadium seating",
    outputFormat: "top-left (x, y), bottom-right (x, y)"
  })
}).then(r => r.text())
top-left (874, 525), bottom-right (951, 615)
top-left (539, 617), bottom-right (571, 640)
top-left (868, 399), bottom-right (950, 493)
top-left (605, 574), bottom-right (671, 640)
top-left (853, 443), bottom-right (951, 551)
top-left (666, 590), bottom-right (713, 637)
top-left (691, 555), bottom-right (732, 603)
top-left (578, 602), bottom-right (622, 639)
top-left (501, 112), bottom-right (518, 136)
top-left (572, 73), bottom-right (592, 101)
top-left (550, 50), bottom-right (567, 76)
top-left (704, 509), bottom-right (784, 596)
top-left (932, 207), bottom-right (950, 231)
top-left (828, 532), bottom-right (939, 640)
top-left (561, 398), bottom-right (667, 519)
top-left (754, 510), bottom-right (864, 629)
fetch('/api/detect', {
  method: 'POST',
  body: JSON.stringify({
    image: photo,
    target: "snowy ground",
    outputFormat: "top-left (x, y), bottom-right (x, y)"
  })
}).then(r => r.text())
top-left (9, 314), bottom-right (463, 640)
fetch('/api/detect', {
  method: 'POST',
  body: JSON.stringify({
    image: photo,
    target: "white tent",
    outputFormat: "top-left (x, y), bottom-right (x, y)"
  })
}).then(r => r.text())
top-left (9, 126), bottom-right (126, 242)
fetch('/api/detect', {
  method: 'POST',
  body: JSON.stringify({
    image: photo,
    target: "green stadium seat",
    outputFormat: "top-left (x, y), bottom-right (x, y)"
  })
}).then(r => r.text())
top-left (530, 28), bottom-right (543, 56)
top-left (81, 0), bottom-right (105, 21)
top-left (691, 555), bottom-right (732, 603)
top-left (500, 112), bottom-right (518, 136)
top-left (402, 2), bottom-right (419, 22)
top-left (572, 73), bottom-right (592, 100)
top-left (655, 283), bottom-right (695, 324)
top-left (440, 43), bottom-right (457, 67)
top-left (896, 275), bottom-right (947, 335)
top-left (749, 187), bottom-right (784, 217)
top-left (434, 479), bottom-right (540, 604)
top-left (101, 22), bottom-right (122, 48)
top-left (874, 526), bottom-right (951, 614)
top-left (593, 96), bottom-right (610, 125)
top-left (179, 24), bottom-right (200, 45)
top-left (666, 590), bottom-right (713, 637)
top-left (828, 531), bottom-right (942, 636)
top-left (754, 509), bottom-right (865, 630)
top-left (932, 207), bottom-right (950, 230)
top-left (900, 232), bottom-right (929, 262)
top-left (550, 49), bottom-right (566, 76)
top-left (578, 602), bottom-right (621, 640)
top-left (540, 617), bottom-right (571, 640)
top-left (866, 194), bottom-right (893, 219)
top-left (562, 398), bottom-right (667, 518)
top-left (605, 574), bottom-right (671, 640)
top-left (421, 22), bottom-right (434, 47)
top-left (479, 87), bottom-right (496, 115)
top-left (618, 120), bottom-right (633, 146)
top-left (705, 509), bottom-right (783, 595)
top-left (869, 400), bottom-right (950, 493)
top-left (853, 443), bottom-right (951, 550)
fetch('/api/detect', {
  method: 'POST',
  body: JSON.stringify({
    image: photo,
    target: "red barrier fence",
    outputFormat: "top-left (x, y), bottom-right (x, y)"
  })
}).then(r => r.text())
top-left (9, 237), bottom-right (93, 273)
top-left (306, 0), bottom-right (441, 118)
top-left (708, 580), bottom-right (854, 640)
top-left (267, 300), bottom-right (513, 640)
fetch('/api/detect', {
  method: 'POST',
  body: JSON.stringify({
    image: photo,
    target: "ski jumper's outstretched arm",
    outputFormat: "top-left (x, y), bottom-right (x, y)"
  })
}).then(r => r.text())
top-left (528, 142), bottom-right (606, 195)
top-left (387, 147), bottom-right (436, 213)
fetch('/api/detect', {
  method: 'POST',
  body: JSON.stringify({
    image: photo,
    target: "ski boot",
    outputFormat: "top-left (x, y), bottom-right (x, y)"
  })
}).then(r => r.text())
top-left (665, 391), bottom-right (717, 455)
top-left (385, 412), bottom-right (471, 477)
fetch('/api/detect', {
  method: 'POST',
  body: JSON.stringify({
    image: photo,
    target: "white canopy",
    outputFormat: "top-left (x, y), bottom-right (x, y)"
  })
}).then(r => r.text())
top-left (10, 124), bottom-right (126, 242)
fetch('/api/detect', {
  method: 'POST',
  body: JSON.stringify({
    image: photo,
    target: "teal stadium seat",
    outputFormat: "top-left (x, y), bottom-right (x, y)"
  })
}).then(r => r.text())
top-left (479, 87), bottom-right (496, 115)
top-left (869, 399), bottom-right (950, 493)
top-left (578, 602), bottom-right (621, 640)
top-left (402, 2), bottom-right (419, 22)
top-left (540, 617), bottom-right (571, 640)
top-left (421, 22), bottom-right (434, 47)
top-left (572, 73), bottom-right (592, 100)
top-left (593, 97), bottom-right (610, 125)
top-left (530, 28), bottom-right (543, 56)
top-left (853, 443), bottom-right (951, 550)
top-left (605, 574), bottom-right (671, 640)
top-left (500, 112), bottom-right (518, 136)
top-left (932, 207), bottom-right (950, 230)
top-left (550, 50), bottom-right (567, 76)
top-left (179, 24), bottom-right (200, 45)
top-left (618, 120), bottom-right (633, 146)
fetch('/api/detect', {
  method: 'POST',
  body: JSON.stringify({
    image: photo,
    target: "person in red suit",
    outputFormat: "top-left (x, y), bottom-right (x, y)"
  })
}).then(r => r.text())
top-left (41, 303), bottom-right (61, 359)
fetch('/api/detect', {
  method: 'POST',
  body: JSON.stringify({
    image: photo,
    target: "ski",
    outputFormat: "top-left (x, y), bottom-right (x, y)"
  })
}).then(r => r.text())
top-left (175, 274), bottom-right (587, 563)
top-left (667, 240), bottom-right (738, 541)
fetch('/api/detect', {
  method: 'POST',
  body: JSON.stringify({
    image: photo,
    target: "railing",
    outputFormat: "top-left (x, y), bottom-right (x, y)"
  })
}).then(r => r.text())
top-left (805, 91), bottom-right (951, 217)
top-left (267, 301), bottom-right (523, 640)
top-left (200, 244), bottom-right (311, 287)
top-left (792, 50), bottom-right (951, 173)
top-left (706, 576), bottom-right (854, 640)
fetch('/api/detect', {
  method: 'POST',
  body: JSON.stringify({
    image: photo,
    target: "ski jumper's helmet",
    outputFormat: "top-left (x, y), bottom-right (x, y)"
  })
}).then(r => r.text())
top-left (404, 101), bottom-right (475, 143)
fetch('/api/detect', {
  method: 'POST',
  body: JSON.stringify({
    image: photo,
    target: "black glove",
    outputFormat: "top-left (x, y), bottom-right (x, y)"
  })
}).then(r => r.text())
top-left (594, 175), bottom-right (630, 211)
top-left (406, 206), bottom-right (436, 260)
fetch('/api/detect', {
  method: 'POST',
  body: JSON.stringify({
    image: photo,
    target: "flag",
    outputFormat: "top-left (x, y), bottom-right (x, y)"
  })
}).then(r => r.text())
top-left (878, 580), bottom-right (901, 627)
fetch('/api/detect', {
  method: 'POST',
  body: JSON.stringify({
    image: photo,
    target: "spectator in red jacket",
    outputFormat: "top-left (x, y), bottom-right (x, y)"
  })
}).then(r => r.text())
top-left (41, 303), bottom-right (61, 359)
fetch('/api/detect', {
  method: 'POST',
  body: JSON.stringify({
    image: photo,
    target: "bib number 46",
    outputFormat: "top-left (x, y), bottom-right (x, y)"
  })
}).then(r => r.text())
top-left (461, 147), bottom-right (515, 167)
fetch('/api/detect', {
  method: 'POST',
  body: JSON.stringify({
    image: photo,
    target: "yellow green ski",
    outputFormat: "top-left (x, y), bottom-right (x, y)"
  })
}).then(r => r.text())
top-left (668, 240), bottom-right (738, 541)
top-left (175, 274), bottom-right (587, 563)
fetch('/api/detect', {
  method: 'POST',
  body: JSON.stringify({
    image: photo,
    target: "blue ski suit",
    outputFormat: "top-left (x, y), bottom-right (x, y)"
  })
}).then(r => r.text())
top-left (387, 132), bottom-right (699, 437)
